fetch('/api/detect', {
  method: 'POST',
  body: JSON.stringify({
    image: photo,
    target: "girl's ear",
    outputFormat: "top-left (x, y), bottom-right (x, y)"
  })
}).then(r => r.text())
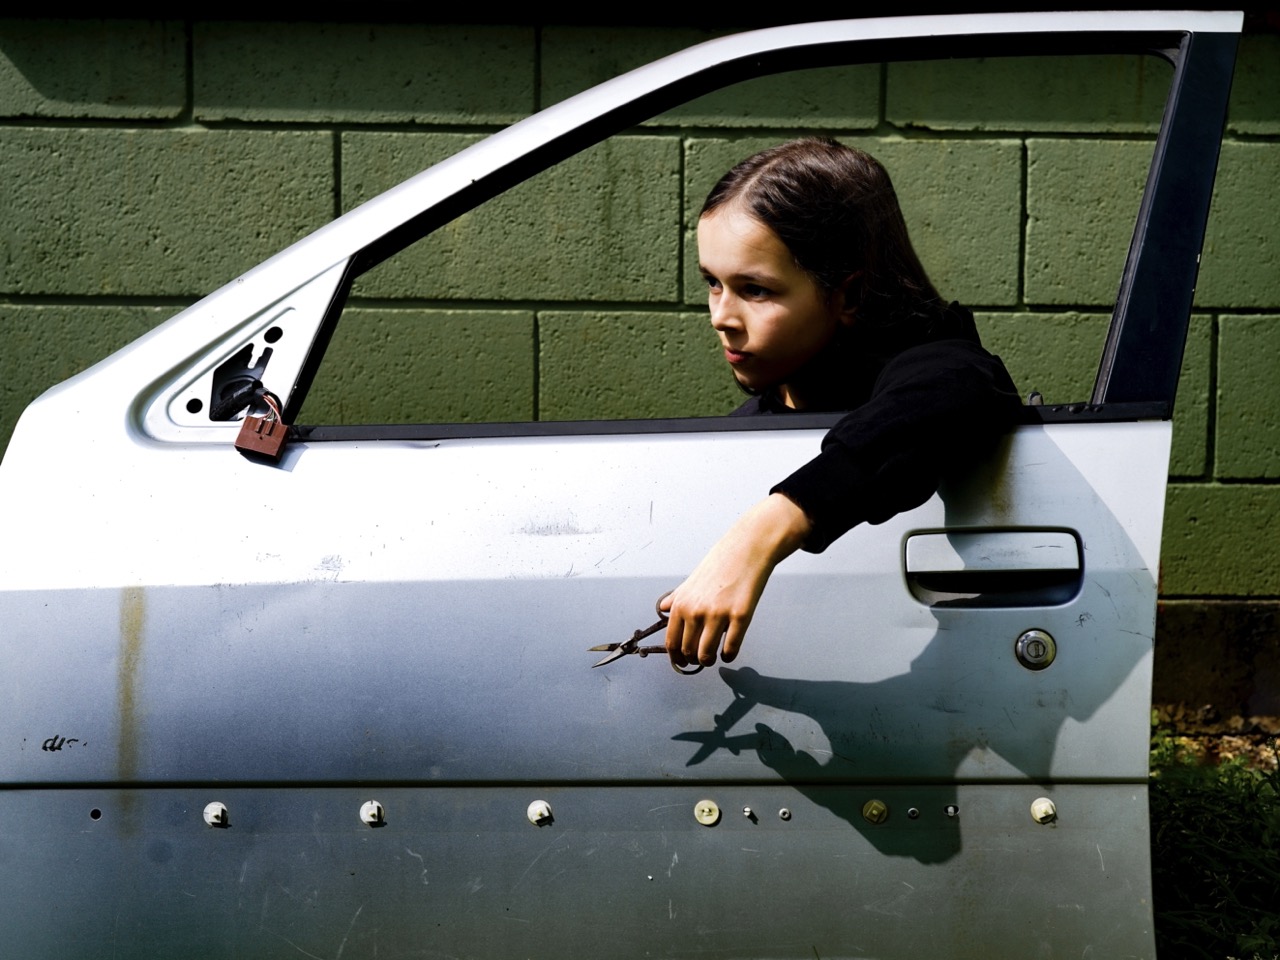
top-left (833, 272), bottom-right (863, 327)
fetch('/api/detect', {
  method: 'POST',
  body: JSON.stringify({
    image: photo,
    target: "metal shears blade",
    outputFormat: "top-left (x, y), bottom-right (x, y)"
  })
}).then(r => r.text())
top-left (589, 592), bottom-right (702, 674)
top-left (589, 619), bottom-right (666, 667)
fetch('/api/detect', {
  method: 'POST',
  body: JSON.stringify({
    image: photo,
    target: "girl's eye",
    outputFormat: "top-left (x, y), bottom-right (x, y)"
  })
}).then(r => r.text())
top-left (742, 283), bottom-right (770, 299)
top-left (703, 274), bottom-right (722, 291)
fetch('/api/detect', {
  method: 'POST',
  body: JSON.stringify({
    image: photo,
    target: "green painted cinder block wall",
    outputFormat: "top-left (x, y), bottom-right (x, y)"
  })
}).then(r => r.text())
top-left (1, 19), bottom-right (1277, 615)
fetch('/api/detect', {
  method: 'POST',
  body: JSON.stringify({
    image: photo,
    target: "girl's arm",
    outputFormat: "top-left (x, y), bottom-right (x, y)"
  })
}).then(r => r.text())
top-left (777, 338), bottom-right (1021, 552)
top-left (662, 493), bottom-right (811, 668)
top-left (664, 336), bottom-right (1022, 666)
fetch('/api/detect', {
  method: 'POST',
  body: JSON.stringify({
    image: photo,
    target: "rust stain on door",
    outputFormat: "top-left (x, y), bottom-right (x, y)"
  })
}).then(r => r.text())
top-left (118, 586), bottom-right (145, 787)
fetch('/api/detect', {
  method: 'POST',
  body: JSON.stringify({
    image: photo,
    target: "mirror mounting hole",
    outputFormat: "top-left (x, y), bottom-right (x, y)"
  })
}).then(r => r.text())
top-left (264, 326), bottom-right (283, 344)
top-left (186, 398), bottom-right (203, 414)
top-left (210, 343), bottom-right (273, 421)
top-left (89, 808), bottom-right (102, 821)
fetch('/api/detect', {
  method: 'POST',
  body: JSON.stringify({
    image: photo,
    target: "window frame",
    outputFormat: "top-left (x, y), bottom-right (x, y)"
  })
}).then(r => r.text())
top-left (281, 13), bottom-right (1239, 438)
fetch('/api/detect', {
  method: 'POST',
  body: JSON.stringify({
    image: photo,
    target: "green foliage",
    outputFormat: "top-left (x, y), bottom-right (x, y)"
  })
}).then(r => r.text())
top-left (1151, 720), bottom-right (1280, 959)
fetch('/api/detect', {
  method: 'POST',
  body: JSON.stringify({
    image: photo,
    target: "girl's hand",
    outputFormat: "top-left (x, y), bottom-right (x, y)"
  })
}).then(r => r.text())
top-left (662, 493), bottom-right (812, 667)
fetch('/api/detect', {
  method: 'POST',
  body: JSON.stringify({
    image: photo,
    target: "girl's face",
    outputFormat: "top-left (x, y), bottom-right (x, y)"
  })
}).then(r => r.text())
top-left (697, 203), bottom-right (854, 409)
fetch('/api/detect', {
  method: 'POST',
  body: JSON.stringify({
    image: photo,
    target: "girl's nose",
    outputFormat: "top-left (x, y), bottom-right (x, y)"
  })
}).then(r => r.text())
top-left (709, 291), bottom-right (742, 332)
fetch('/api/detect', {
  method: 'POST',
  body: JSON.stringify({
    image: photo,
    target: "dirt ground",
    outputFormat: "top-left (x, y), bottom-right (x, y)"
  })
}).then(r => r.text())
top-left (1154, 702), bottom-right (1280, 770)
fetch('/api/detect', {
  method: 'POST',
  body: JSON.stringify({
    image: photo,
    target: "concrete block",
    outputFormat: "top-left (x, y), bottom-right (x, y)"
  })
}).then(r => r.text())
top-left (684, 137), bottom-right (1020, 307)
top-left (1171, 315), bottom-right (1212, 478)
top-left (973, 312), bottom-right (1107, 405)
top-left (889, 54), bottom-right (1167, 133)
top-left (1195, 142), bottom-right (1280, 309)
top-left (195, 22), bottom-right (533, 123)
top-left (975, 311), bottom-right (1210, 476)
top-left (1226, 34), bottom-right (1280, 135)
top-left (540, 26), bottom-right (719, 110)
top-left (0, 129), bottom-right (332, 296)
top-left (0, 19), bottom-right (184, 119)
top-left (343, 133), bottom-right (679, 302)
top-left (1216, 315), bottom-right (1280, 479)
top-left (541, 26), bottom-right (878, 128)
top-left (538, 312), bottom-right (740, 420)
top-left (1025, 139), bottom-right (1150, 305)
top-left (1162, 484), bottom-right (1280, 596)
top-left (0, 304), bottom-right (174, 457)
top-left (302, 309), bottom-right (533, 424)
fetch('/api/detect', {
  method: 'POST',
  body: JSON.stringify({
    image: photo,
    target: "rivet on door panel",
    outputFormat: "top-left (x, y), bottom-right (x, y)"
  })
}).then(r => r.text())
top-left (527, 800), bottom-right (554, 826)
top-left (202, 801), bottom-right (229, 828)
top-left (360, 800), bottom-right (385, 827)
top-left (1031, 797), bottom-right (1058, 824)
top-left (861, 800), bottom-right (890, 825)
top-left (694, 799), bottom-right (720, 826)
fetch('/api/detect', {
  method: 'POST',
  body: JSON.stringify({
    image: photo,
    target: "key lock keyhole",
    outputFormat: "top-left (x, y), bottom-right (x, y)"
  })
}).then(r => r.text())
top-left (1015, 629), bottom-right (1057, 670)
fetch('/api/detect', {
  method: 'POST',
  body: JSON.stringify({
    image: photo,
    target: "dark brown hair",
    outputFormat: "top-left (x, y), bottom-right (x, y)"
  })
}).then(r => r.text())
top-left (701, 138), bottom-right (944, 353)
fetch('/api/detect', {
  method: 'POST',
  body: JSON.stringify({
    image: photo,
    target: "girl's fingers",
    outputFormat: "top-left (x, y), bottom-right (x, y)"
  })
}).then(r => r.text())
top-left (696, 616), bottom-right (731, 666)
top-left (665, 586), bottom-right (754, 667)
top-left (682, 617), bottom-right (704, 663)
top-left (665, 609), bottom-right (689, 666)
top-left (668, 602), bottom-right (730, 667)
top-left (670, 607), bottom-right (700, 664)
top-left (696, 625), bottom-right (720, 665)
top-left (720, 617), bottom-right (750, 663)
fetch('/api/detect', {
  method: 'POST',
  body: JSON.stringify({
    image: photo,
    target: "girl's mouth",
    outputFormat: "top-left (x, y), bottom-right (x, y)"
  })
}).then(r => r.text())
top-left (724, 348), bottom-right (751, 365)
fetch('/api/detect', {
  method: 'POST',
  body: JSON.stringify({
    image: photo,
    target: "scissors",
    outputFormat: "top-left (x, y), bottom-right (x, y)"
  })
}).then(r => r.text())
top-left (589, 592), bottom-right (703, 675)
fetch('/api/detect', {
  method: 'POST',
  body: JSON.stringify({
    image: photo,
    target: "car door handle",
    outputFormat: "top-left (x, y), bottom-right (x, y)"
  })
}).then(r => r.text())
top-left (904, 530), bottom-right (1082, 607)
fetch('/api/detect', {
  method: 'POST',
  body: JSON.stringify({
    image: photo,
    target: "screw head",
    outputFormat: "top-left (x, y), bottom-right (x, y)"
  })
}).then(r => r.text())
top-left (359, 800), bottom-right (385, 826)
top-left (202, 801), bottom-right (229, 828)
top-left (861, 799), bottom-right (890, 825)
top-left (694, 799), bottom-right (721, 826)
top-left (907, 807), bottom-right (920, 820)
top-left (778, 807), bottom-right (791, 821)
top-left (944, 804), bottom-right (959, 819)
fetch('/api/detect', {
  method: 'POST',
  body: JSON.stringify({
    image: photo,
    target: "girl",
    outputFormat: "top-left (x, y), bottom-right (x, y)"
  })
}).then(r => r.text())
top-left (663, 138), bottom-right (1021, 669)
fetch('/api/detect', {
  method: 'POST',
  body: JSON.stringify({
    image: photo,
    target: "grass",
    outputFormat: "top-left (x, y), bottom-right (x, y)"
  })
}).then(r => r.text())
top-left (1150, 721), bottom-right (1280, 959)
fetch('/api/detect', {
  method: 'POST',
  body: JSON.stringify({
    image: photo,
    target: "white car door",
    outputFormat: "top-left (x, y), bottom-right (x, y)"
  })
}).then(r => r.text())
top-left (0, 12), bottom-right (1240, 959)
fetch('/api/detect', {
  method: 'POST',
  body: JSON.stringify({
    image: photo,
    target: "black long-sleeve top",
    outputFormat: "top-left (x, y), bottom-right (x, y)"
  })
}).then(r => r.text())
top-left (730, 303), bottom-right (1022, 553)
